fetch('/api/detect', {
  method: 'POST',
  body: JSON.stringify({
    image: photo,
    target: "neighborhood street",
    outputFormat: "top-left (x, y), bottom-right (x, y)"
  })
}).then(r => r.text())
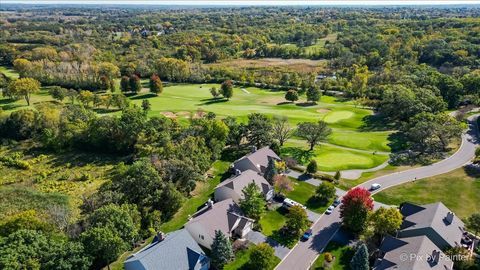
top-left (276, 114), bottom-right (479, 270)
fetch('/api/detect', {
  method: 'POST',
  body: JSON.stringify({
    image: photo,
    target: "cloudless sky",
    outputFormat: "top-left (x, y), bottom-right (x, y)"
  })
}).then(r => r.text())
top-left (2, 0), bottom-right (480, 5)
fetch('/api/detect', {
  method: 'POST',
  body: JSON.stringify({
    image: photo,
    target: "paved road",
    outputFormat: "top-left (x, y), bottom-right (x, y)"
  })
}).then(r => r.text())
top-left (275, 115), bottom-right (479, 270)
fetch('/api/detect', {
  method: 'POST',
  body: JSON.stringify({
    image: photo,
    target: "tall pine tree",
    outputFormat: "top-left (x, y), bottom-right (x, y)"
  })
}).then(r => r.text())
top-left (211, 230), bottom-right (233, 269)
top-left (264, 158), bottom-right (277, 184)
top-left (350, 243), bottom-right (369, 270)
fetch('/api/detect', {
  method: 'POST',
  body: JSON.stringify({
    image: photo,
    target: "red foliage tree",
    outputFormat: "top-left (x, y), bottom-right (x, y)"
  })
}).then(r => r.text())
top-left (340, 187), bottom-right (374, 233)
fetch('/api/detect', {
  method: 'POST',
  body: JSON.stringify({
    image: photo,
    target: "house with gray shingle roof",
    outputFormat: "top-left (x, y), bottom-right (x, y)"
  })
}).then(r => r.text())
top-left (374, 235), bottom-right (453, 270)
top-left (232, 147), bottom-right (280, 174)
top-left (214, 169), bottom-right (273, 203)
top-left (124, 228), bottom-right (209, 270)
top-left (398, 202), bottom-right (465, 250)
top-left (185, 198), bottom-right (254, 249)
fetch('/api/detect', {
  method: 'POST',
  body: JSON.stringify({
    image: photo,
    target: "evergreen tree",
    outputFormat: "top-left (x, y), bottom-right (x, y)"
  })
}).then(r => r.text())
top-left (264, 158), bottom-right (277, 184)
top-left (306, 160), bottom-right (318, 175)
top-left (350, 244), bottom-right (369, 270)
top-left (306, 86), bottom-right (321, 104)
top-left (211, 230), bottom-right (233, 269)
top-left (142, 99), bottom-right (151, 112)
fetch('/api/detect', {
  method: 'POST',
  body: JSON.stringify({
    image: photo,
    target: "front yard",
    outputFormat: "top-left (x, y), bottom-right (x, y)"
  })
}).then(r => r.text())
top-left (285, 177), bottom-right (333, 214)
top-left (224, 245), bottom-right (280, 270)
top-left (311, 241), bottom-right (354, 270)
top-left (259, 207), bottom-right (287, 236)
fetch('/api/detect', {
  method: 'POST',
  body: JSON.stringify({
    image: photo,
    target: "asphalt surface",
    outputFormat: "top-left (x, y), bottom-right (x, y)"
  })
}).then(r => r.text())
top-left (275, 114), bottom-right (479, 270)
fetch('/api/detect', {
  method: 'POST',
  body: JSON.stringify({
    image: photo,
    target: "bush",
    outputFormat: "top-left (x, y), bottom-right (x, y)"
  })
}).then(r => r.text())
top-left (324, 252), bottom-right (333, 263)
top-left (0, 153), bottom-right (31, 170)
top-left (306, 160), bottom-right (318, 175)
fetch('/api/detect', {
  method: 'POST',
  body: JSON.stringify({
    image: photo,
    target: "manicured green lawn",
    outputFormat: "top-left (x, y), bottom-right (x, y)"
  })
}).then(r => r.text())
top-left (312, 241), bottom-right (354, 270)
top-left (285, 177), bottom-right (332, 214)
top-left (328, 131), bottom-right (391, 152)
top-left (0, 88), bottom-right (56, 114)
top-left (282, 141), bottom-right (389, 172)
top-left (259, 207), bottom-right (287, 236)
top-left (224, 245), bottom-right (280, 270)
top-left (373, 168), bottom-right (480, 219)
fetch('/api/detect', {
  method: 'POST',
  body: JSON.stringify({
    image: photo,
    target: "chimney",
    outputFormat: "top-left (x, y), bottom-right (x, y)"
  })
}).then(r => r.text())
top-left (445, 212), bottom-right (454, 225)
top-left (235, 169), bottom-right (241, 176)
top-left (251, 146), bottom-right (257, 153)
top-left (156, 231), bottom-right (166, 242)
top-left (206, 198), bottom-right (214, 209)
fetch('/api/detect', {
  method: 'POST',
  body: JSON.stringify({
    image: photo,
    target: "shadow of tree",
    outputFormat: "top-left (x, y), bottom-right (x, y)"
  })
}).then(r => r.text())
top-left (282, 147), bottom-right (313, 165)
top-left (387, 131), bottom-right (408, 153)
top-left (359, 114), bottom-right (395, 132)
top-left (130, 93), bottom-right (157, 100)
top-left (464, 164), bottom-right (480, 178)
top-left (306, 197), bottom-right (328, 210)
top-left (277, 101), bottom-right (293, 105)
top-left (0, 98), bottom-right (17, 105)
top-left (93, 108), bottom-right (122, 114)
top-left (196, 98), bottom-right (228, 106)
top-left (296, 102), bottom-right (316, 107)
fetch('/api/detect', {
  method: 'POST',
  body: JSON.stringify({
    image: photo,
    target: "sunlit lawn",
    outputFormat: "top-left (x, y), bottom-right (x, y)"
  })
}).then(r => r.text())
top-left (224, 245), bottom-right (280, 270)
top-left (259, 207), bottom-right (287, 236)
top-left (373, 168), bottom-right (480, 219)
top-left (311, 241), bottom-right (354, 270)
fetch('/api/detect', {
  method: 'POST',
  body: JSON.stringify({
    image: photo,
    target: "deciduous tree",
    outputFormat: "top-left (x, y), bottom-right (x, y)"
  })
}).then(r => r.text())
top-left (272, 116), bottom-right (293, 146)
top-left (285, 89), bottom-right (299, 103)
top-left (296, 121), bottom-right (332, 151)
top-left (340, 187), bottom-right (374, 233)
top-left (285, 205), bottom-right (308, 238)
top-left (248, 243), bottom-right (276, 270)
top-left (368, 207), bottom-right (402, 236)
top-left (220, 80), bottom-right (233, 100)
top-left (7, 77), bottom-right (40, 105)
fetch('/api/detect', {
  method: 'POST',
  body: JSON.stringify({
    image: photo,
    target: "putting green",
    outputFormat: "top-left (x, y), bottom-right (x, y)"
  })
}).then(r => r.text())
top-left (323, 111), bottom-right (354, 123)
top-left (282, 141), bottom-right (389, 172)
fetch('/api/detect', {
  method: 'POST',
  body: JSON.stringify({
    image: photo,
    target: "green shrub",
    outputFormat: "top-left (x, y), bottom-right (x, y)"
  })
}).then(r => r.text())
top-left (324, 252), bottom-right (333, 263)
top-left (0, 154), bottom-right (31, 170)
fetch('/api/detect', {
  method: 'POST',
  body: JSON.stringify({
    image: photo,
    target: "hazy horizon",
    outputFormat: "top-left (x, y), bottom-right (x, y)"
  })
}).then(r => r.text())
top-left (2, 0), bottom-right (480, 6)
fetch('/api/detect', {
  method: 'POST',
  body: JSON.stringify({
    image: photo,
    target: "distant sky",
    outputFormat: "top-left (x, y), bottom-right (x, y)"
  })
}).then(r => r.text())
top-left (2, 0), bottom-right (480, 6)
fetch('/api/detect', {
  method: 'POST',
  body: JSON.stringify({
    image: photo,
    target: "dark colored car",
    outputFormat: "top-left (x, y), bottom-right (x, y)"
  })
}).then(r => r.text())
top-left (302, 229), bottom-right (313, 241)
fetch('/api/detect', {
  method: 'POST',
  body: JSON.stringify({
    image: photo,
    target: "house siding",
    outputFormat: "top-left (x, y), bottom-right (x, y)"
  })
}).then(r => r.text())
top-left (185, 223), bottom-right (214, 249)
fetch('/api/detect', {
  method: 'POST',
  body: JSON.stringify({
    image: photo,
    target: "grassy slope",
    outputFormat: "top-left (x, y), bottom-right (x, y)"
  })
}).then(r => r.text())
top-left (311, 241), bottom-right (354, 270)
top-left (373, 168), bottom-right (480, 219)
top-left (0, 66), bottom-right (19, 79)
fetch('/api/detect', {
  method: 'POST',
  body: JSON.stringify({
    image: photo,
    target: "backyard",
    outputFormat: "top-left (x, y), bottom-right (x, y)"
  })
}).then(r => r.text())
top-left (311, 241), bottom-right (354, 270)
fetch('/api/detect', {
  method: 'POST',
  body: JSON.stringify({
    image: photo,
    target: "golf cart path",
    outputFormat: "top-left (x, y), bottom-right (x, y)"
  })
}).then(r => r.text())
top-left (275, 114), bottom-right (479, 270)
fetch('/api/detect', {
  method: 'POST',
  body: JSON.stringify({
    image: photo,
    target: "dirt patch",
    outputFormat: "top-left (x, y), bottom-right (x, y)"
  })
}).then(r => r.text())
top-left (160, 112), bottom-right (177, 118)
top-left (176, 111), bottom-right (191, 116)
top-left (193, 111), bottom-right (207, 119)
top-left (317, 109), bottom-right (331, 113)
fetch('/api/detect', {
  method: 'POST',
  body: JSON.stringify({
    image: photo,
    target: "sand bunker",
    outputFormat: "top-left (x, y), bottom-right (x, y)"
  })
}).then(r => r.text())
top-left (316, 109), bottom-right (331, 113)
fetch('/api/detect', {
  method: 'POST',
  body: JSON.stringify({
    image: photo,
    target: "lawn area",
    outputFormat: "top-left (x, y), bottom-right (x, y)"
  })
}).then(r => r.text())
top-left (109, 160), bottom-right (230, 270)
top-left (282, 141), bottom-right (389, 172)
top-left (311, 241), bottom-right (354, 270)
top-left (259, 207), bottom-right (287, 236)
top-left (0, 66), bottom-right (19, 79)
top-left (224, 245), bottom-right (280, 270)
top-left (0, 88), bottom-right (56, 114)
top-left (285, 177), bottom-right (332, 213)
top-left (373, 168), bottom-right (480, 219)
top-left (337, 165), bottom-right (415, 190)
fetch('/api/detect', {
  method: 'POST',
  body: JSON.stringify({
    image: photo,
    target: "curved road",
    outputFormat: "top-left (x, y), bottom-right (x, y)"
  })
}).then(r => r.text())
top-left (275, 114), bottom-right (479, 270)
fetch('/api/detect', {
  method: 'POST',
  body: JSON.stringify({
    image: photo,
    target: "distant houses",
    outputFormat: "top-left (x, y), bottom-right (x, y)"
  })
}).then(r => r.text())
top-left (124, 229), bottom-right (210, 270)
top-left (374, 202), bottom-right (467, 270)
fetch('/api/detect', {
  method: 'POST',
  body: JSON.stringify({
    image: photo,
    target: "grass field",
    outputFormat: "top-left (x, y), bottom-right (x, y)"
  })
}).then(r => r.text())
top-left (259, 207), bottom-right (287, 236)
top-left (311, 241), bottom-right (354, 270)
top-left (373, 168), bottom-right (480, 219)
top-left (224, 245), bottom-right (280, 270)
top-left (0, 66), bottom-right (19, 79)
top-left (282, 141), bottom-right (389, 172)
top-left (304, 33), bottom-right (338, 56)
top-left (285, 177), bottom-right (333, 213)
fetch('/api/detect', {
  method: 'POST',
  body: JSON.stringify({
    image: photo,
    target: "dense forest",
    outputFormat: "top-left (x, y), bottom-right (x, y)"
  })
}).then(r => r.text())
top-left (0, 4), bottom-right (479, 270)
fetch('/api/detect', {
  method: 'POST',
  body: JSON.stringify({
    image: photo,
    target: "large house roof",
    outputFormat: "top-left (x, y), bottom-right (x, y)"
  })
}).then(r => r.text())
top-left (234, 147), bottom-right (280, 169)
top-left (400, 202), bottom-right (464, 248)
top-left (186, 198), bottom-right (253, 239)
top-left (376, 236), bottom-right (453, 270)
top-left (124, 229), bottom-right (209, 270)
top-left (216, 169), bottom-right (271, 195)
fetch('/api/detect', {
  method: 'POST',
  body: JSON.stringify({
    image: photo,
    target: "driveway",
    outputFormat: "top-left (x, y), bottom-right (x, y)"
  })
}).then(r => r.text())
top-left (245, 231), bottom-right (290, 259)
top-left (276, 114), bottom-right (479, 270)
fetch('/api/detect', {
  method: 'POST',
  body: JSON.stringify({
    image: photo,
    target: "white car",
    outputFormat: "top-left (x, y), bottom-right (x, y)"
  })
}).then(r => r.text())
top-left (282, 198), bottom-right (307, 210)
top-left (325, 206), bottom-right (334, 215)
top-left (370, 183), bottom-right (381, 191)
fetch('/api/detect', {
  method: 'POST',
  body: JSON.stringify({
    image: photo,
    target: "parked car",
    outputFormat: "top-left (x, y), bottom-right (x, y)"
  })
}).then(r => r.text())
top-left (370, 183), bottom-right (381, 191)
top-left (325, 206), bottom-right (334, 214)
top-left (302, 229), bottom-right (313, 241)
top-left (332, 198), bottom-right (341, 207)
top-left (282, 198), bottom-right (307, 210)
